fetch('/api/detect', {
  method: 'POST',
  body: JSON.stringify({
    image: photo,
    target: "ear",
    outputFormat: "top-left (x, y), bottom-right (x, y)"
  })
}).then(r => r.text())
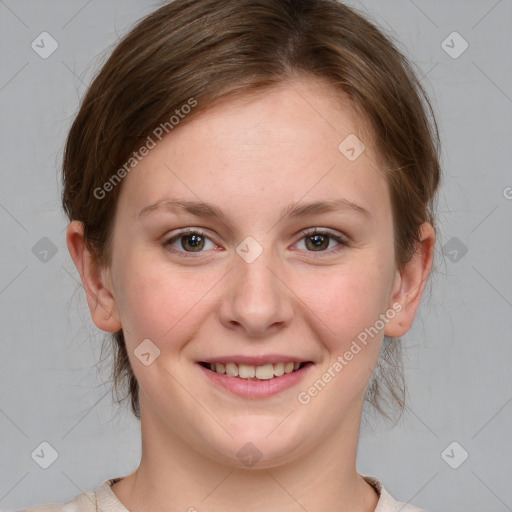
top-left (66, 220), bottom-right (122, 332)
top-left (384, 222), bottom-right (435, 337)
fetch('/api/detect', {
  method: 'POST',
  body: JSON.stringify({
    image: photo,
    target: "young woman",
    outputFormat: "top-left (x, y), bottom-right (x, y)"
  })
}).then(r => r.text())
top-left (25, 0), bottom-right (440, 510)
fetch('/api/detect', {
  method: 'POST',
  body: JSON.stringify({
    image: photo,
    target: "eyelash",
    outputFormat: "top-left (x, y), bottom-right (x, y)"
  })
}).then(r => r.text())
top-left (163, 228), bottom-right (350, 258)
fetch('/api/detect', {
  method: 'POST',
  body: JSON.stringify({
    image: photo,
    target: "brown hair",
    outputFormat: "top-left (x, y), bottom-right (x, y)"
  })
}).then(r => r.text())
top-left (63, 0), bottom-right (440, 421)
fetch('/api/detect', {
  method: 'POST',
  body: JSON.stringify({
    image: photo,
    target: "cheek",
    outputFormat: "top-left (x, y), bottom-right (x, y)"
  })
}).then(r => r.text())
top-left (298, 261), bottom-right (390, 345)
top-left (293, 266), bottom-right (390, 412)
top-left (112, 250), bottom-right (204, 343)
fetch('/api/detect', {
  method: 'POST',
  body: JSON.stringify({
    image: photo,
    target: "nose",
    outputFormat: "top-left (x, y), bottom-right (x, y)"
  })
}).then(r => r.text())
top-left (217, 246), bottom-right (295, 337)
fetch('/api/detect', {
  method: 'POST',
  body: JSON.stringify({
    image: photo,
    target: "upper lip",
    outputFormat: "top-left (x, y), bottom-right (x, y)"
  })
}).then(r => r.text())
top-left (198, 355), bottom-right (312, 366)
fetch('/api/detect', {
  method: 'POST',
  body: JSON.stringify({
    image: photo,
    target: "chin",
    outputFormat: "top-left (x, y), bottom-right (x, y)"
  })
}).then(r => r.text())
top-left (205, 424), bottom-right (310, 470)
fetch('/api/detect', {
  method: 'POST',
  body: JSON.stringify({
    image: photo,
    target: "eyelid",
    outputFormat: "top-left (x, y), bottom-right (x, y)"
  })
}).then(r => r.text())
top-left (295, 226), bottom-right (349, 243)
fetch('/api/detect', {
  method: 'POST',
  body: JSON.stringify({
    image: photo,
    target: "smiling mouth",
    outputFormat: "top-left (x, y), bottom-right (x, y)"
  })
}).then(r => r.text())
top-left (199, 361), bottom-right (311, 380)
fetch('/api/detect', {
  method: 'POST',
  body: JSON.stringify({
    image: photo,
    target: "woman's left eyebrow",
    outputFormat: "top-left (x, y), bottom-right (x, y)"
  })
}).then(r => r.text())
top-left (281, 199), bottom-right (371, 221)
top-left (137, 197), bottom-right (371, 225)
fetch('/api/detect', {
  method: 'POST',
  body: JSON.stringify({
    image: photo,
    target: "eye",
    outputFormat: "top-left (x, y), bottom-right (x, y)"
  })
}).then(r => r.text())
top-left (163, 227), bottom-right (349, 258)
top-left (294, 228), bottom-right (349, 253)
top-left (164, 229), bottom-right (218, 255)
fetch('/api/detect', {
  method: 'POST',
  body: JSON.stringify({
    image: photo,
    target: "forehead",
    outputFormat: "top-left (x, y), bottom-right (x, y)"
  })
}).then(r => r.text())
top-left (117, 77), bottom-right (388, 225)
top-left (169, 77), bottom-right (376, 160)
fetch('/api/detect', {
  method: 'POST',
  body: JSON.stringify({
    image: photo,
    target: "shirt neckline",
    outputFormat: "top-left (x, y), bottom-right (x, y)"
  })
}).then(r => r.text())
top-left (97, 474), bottom-right (401, 512)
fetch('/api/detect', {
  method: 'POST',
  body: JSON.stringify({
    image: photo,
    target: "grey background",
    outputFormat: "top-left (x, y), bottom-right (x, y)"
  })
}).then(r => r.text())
top-left (1, 0), bottom-right (511, 511)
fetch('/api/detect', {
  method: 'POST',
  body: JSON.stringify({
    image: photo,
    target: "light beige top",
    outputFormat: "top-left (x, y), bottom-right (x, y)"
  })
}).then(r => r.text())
top-left (21, 475), bottom-right (427, 511)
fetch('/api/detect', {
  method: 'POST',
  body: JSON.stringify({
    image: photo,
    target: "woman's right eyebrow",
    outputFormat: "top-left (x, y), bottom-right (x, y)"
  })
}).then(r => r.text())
top-left (138, 198), bottom-right (230, 223)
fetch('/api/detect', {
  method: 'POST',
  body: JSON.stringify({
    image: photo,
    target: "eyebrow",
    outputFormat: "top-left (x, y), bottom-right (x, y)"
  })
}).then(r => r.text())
top-left (138, 197), bottom-right (371, 224)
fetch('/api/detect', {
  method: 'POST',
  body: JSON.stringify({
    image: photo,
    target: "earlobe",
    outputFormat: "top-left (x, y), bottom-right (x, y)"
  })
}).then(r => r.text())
top-left (384, 222), bottom-right (436, 338)
top-left (66, 221), bottom-right (122, 332)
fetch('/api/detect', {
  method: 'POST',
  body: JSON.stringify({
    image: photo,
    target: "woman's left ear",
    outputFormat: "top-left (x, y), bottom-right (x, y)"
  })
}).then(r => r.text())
top-left (384, 222), bottom-right (436, 338)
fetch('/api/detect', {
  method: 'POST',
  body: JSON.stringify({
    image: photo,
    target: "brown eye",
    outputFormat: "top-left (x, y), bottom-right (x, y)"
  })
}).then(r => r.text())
top-left (305, 233), bottom-right (330, 251)
top-left (180, 233), bottom-right (205, 252)
top-left (164, 230), bottom-right (217, 255)
top-left (295, 229), bottom-right (349, 254)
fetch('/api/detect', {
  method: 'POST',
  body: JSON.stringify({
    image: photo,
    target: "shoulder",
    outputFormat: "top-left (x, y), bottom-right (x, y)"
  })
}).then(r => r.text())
top-left (21, 491), bottom-right (95, 511)
top-left (362, 475), bottom-right (429, 512)
top-left (19, 478), bottom-right (116, 512)
top-left (21, 490), bottom-right (96, 512)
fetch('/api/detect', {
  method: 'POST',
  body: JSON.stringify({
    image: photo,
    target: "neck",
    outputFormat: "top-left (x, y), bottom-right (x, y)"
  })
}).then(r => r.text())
top-left (111, 397), bottom-right (379, 512)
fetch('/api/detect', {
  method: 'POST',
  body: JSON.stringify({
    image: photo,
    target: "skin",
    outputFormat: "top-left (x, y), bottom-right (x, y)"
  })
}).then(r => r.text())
top-left (68, 76), bottom-right (435, 512)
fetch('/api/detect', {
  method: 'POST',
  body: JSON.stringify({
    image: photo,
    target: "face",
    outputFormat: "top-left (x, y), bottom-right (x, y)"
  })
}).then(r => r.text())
top-left (95, 77), bottom-right (407, 467)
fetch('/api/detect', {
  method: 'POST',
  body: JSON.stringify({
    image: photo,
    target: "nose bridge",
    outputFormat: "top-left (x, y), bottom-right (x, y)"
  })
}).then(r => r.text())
top-left (219, 235), bottom-right (294, 335)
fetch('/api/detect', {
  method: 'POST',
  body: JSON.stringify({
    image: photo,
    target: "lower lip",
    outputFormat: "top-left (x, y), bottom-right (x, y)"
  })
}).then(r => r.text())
top-left (197, 363), bottom-right (313, 399)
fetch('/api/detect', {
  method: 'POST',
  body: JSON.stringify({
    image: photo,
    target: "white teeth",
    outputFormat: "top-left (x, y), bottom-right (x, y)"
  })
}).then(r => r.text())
top-left (206, 361), bottom-right (305, 379)
top-left (274, 362), bottom-right (285, 376)
top-left (255, 364), bottom-right (274, 380)
top-left (238, 364), bottom-right (255, 378)
top-left (225, 362), bottom-right (238, 377)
